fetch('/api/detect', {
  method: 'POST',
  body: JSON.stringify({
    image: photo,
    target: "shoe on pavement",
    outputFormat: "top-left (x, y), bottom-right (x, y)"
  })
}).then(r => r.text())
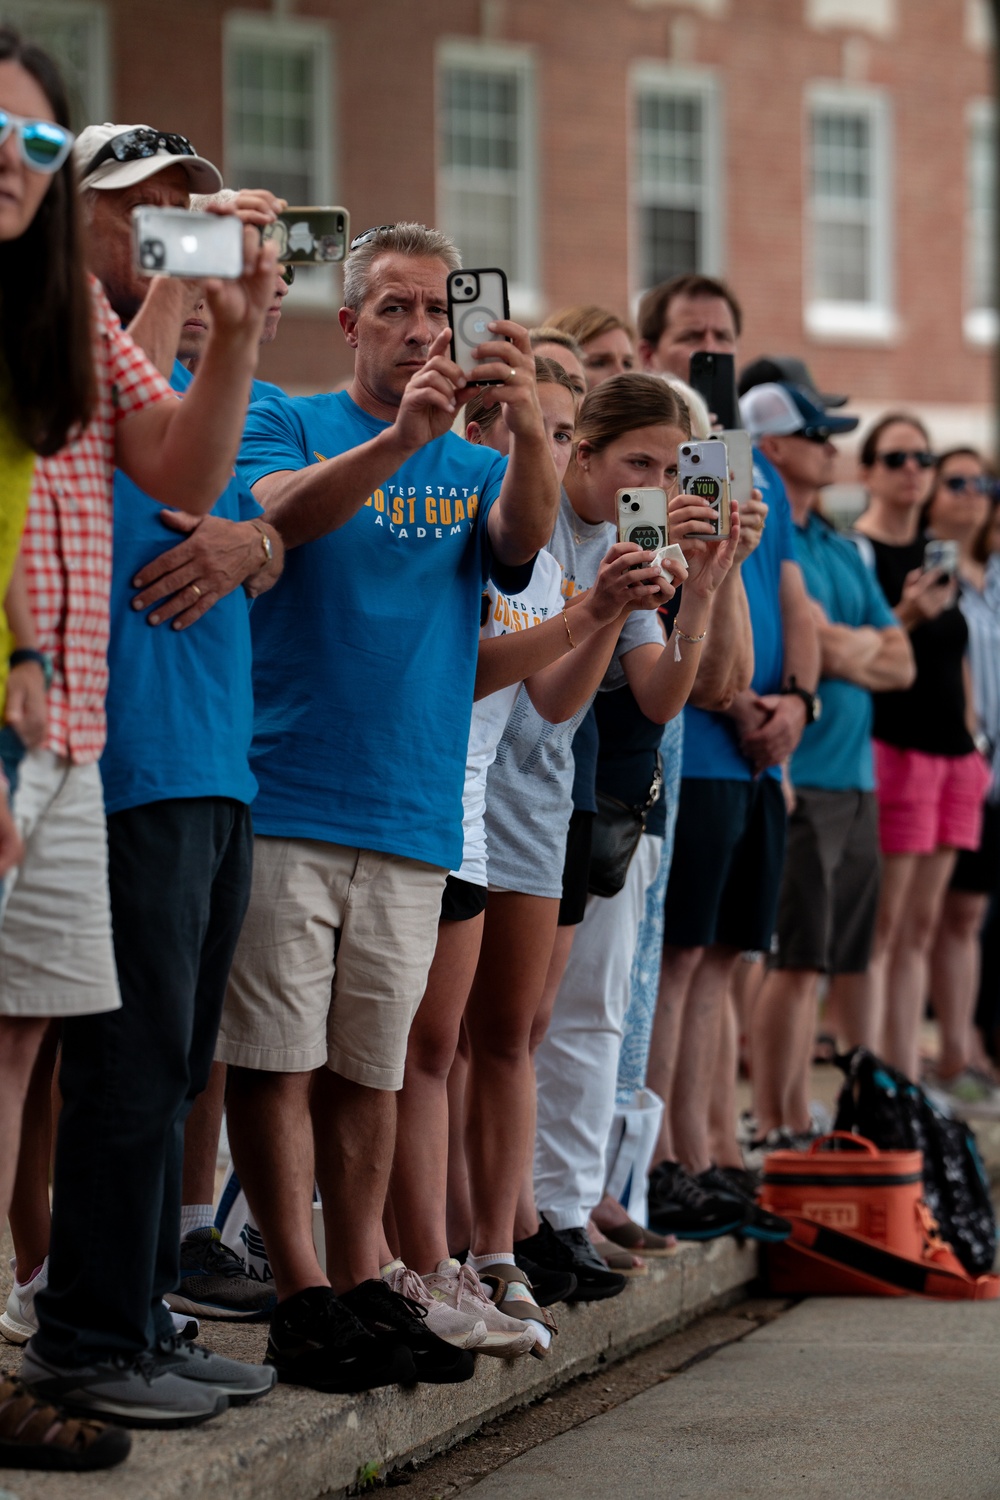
top-left (515, 1216), bottom-right (624, 1302)
top-left (0, 1370), bottom-right (132, 1471)
top-left (340, 1278), bottom-right (476, 1384)
top-left (647, 1161), bottom-right (745, 1240)
top-left (422, 1260), bottom-right (536, 1357)
top-left (19, 1346), bottom-right (228, 1430)
top-left (1, 1257), bottom-right (199, 1347)
top-left (696, 1166), bottom-right (792, 1243)
top-left (153, 1335), bottom-right (276, 1406)
top-left (166, 1228), bottom-right (276, 1321)
top-left (266, 1285), bottom-right (414, 1393)
top-left (381, 1261), bottom-right (486, 1350)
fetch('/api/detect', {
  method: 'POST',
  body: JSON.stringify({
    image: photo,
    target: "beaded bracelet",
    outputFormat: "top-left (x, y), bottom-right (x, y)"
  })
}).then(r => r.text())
top-left (673, 628), bottom-right (707, 663)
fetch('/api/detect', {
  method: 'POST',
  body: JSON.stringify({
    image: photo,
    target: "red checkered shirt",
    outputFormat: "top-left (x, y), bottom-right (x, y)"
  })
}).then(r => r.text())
top-left (23, 278), bottom-right (174, 763)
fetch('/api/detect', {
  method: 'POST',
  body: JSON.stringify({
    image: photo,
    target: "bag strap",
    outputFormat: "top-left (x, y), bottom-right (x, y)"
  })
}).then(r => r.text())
top-left (788, 1215), bottom-right (1000, 1301)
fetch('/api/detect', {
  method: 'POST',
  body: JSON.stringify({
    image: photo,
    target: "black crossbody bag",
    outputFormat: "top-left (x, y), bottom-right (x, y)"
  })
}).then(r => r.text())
top-left (587, 753), bottom-right (663, 899)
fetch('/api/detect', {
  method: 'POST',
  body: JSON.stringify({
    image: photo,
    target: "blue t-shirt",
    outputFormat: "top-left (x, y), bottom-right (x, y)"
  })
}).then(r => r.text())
top-left (681, 449), bottom-right (798, 782)
top-left (101, 361), bottom-right (260, 815)
top-left (239, 389), bottom-right (506, 868)
top-left (791, 511), bottom-right (897, 791)
top-left (251, 377), bottom-right (285, 404)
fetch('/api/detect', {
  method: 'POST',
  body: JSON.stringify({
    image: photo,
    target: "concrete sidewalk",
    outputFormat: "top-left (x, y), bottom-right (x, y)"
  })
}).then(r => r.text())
top-left (463, 1297), bottom-right (1000, 1500)
top-left (0, 1236), bottom-right (757, 1500)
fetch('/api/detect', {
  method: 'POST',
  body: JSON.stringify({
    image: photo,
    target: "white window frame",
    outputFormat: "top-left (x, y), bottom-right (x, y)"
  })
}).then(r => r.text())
top-left (223, 11), bottom-right (336, 313)
top-left (804, 83), bottom-right (895, 342)
top-left (1, 0), bottom-right (109, 125)
top-left (630, 62), bottom-right (723, 299)
top-left (436, 38), bottom-right (539, 322)
top-left (965, 98), bottom-right (996, 345)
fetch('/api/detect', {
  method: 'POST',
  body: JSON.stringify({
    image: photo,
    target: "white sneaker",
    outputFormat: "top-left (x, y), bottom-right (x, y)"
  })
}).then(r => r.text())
top-left (423, 1259), bottom-right (537, 1358)
top-left (0, 1255), bottom-right (47, 1344)
top-left (0, 1256), bottom-right (199, 1344)
top-left (381, 1261), bottom-right (487, 1350)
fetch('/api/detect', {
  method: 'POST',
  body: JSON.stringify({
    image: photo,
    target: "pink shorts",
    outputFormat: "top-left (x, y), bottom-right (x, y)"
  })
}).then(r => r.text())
top-left (874, 740), bottom-right (991, 856)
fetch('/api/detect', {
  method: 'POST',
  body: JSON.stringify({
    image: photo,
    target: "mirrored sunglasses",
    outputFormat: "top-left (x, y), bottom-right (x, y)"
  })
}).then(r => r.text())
top-left (876, 449), bottom-right (937, 470)
top-left (0, 110), bottom-right (74, 173)
top-left (349, 223), bottom-right (396, 251)
top-left (280, 263), bottom-right (295, 287)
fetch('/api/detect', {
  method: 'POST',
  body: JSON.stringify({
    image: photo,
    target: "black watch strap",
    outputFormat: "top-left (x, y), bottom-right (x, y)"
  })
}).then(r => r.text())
top-left (781, 676), bottom-right (818, 724)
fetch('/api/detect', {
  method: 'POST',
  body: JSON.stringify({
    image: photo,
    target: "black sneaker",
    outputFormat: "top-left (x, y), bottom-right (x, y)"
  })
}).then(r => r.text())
top-left (697, 1166), bottom-right (792, 1243)
top-left (166, 1228), bottom-right (276, 1322)
top-left (339, 1279), bottom-right (476, 1384)
top-left (512, 1253), bottom-right (578, 1308)
top-left (265, 1286), bottom-right (414, 1393)
top-left (515, 1217), bottom-right (624, 1302)
top-left (646, 1161), bottom-right (745, 1240)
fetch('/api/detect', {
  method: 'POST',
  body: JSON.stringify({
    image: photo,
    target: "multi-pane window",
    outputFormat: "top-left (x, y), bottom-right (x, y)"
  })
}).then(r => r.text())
top-left (224, 17), bottom-right (331, 209)
top-left (967, 101), bottom-right (995, 332)
top-left (1, 1), bottom-right (108, 128)
top-left (437, 44), bottom-right (537, 302)
top-left (633, 72), bottom-right (720, 292)
top-left (806, 88), bottom-right (892, 336)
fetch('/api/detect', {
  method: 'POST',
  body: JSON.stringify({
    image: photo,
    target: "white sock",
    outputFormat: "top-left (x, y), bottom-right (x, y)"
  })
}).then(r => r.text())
top-left (179, 1204), bottom-right (215, 1241)
top-left (467, 1250), bottom-right (515, 1274)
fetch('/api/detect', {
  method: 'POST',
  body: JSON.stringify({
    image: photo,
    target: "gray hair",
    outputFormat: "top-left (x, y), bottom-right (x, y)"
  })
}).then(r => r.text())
top-left (342, 221), bottom-right (461, 311)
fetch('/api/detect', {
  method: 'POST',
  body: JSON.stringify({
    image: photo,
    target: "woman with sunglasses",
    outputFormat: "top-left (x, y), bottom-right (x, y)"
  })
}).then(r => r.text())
top-left (921, 450), bottom-right (1000, 1110)
top-left (854, 417), bottom-right (991, 1082)
top-left (0, 25), bottom-right (131, 1474)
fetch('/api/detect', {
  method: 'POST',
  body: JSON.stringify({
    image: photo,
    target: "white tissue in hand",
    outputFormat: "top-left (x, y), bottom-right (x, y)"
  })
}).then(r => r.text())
top-left (653, 542), bottom-right (688, 578)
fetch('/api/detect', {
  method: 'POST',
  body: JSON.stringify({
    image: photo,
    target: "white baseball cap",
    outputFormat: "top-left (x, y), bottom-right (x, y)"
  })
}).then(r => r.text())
top-left (75, 123), bottom-right (223, 193)
top-left (739, 382), bottom-right (859, 440)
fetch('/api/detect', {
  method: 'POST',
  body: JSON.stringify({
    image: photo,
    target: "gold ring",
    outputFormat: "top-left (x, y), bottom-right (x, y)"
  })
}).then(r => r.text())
top-left (505, 367), bottom-right (517, 383)
top-left (190, 583), bottom-right (202, 599)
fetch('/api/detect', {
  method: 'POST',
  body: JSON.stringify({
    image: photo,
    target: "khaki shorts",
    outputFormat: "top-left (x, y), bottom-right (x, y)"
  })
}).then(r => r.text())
top-left (217, 836), bottom-right (446, 1089)
top-left (0, 750), bottom-right (121, 1018)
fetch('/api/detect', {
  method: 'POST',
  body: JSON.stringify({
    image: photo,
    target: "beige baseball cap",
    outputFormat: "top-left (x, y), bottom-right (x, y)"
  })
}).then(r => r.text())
top-left (75, 123), bottom-right (223, 193)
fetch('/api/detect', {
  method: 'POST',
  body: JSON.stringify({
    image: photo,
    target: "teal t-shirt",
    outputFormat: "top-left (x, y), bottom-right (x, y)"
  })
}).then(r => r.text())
top-left (790, 511), bottom-right (896, 792)
top-left (238, 390), bottom-right (506, 868)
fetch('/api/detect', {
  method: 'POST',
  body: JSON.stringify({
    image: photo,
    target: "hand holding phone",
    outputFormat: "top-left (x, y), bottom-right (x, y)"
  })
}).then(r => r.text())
top-left (677, 439), bottom-right (732, 539)
top-left (616, 487), bottom-right (668, 551)
top-left (261, 207), bottom-right (350, 263)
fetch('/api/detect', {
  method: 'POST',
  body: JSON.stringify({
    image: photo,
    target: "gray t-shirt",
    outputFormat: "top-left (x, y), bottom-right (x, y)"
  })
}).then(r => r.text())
top-left (484, 490), bottom-right (664, 897)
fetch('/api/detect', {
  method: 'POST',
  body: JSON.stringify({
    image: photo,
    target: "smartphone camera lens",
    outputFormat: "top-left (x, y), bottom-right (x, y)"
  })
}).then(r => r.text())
top-left (622, 493), bottom-right (631, 504)
top-left (630, 501), bottom-right (641, 512)
top-left (140, 238), bottom-right (166, 271)
top-left (681, 446), bottom-right (691, 456)
top-left (691, 454), bottom-right (701, 464)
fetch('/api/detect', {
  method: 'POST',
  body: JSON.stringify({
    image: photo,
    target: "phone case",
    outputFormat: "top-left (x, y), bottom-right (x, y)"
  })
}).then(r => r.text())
top-left (678, 439), bottom-right (731, 538)
top-left (132, 207), bottom-right (244, 279)
top-left (689, 351), bottom-right (740, 431)
top-left (923, 538), bottom-right (959, 576)
top-left (616, 488), bottom-right (668, 551)
top-left (262, 207), bottom-right (350, 264)
top-left (721, 429), bottom-right (753, 506)
top-left (447, 268), bottom-right (510, 382)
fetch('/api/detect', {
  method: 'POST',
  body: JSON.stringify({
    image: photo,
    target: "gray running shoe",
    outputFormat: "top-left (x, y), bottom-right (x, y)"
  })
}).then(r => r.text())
top-left (20, 1346), bottom-right (227, 1430)
top-left (166, 1228), bottom-right (276, 1321)
top-left (152, 1336), bottom-right (276, 1406)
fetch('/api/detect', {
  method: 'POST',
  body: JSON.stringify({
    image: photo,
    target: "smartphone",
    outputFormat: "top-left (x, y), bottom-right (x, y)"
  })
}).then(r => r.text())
top-left (132, 206), bottom-right (244, 279)
top-left (261, 206), bottom-right (350, 264)
top-left (617, 488), bottom-right (668, 551)
top-left (447, 268), bottom-right (510, 383)
top-left (690, 351), bottom-right (740, 431)
top-left (678, 438), bottom-right (732, 539)
top-left (721, 428), bottom-right (753, 506)
top-left (923, 538), bottom-right (960, 580)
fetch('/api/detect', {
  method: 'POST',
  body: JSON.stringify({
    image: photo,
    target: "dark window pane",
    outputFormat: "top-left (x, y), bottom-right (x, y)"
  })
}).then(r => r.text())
top-left (644, 205), bottom-right (700, 286)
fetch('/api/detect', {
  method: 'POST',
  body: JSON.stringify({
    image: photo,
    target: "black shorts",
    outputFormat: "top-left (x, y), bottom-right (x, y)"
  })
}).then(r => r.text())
top-left (558, 809), bottom-right (594, 927)
top-left (663, 776), bottom-right (786, 951)
top-left (952, 800), bottom-right (1000, 895)
top-left (440, 874), bottom-right (488, 923)
top-left (770, 788), bottom-right (880, 974)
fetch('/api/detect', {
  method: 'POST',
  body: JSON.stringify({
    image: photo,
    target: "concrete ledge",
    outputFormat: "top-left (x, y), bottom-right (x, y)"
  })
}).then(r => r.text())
top-left (1, 1237), bottom-right (757, 1500)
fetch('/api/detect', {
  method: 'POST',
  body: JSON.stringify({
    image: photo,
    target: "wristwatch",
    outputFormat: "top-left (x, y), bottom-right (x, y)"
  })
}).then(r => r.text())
top-left (9, 647), bottom-right (52, 690)
top-left (251, 523), bottom-right (274, 571)
top-left (781, 676), bottom-right (821, 724)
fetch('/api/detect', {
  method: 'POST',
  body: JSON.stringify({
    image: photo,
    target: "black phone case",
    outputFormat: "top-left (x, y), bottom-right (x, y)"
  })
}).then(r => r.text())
top-left (689, 351), bottom-right (740, 431)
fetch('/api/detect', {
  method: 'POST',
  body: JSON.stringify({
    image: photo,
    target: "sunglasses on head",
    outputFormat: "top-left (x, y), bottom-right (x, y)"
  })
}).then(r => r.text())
top-left (82, 127), bottom-right (195, 180)
top-left (0, 109), bottom-right (74, 173)
top-left (349, 223), bottom-right (397, 251)
top-left (876, 449), bottom-right (937, 470)
top-left (942, 473), bottom-right (991, 494)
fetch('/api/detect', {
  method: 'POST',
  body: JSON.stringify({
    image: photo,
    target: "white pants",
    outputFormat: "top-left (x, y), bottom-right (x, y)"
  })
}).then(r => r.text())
top-left (533, 833), bottom-right (662, 1229)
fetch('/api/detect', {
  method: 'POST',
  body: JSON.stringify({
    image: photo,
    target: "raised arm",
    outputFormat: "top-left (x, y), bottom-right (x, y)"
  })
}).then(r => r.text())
top-left (478, 323), bottom-right (560, 566)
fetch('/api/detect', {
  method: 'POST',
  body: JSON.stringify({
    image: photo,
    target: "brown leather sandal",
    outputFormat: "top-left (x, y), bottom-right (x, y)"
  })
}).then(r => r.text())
top-left (588, 1229), bottom-right (648, 1275)
top-left (0, 1372), bottom-right (131, 1471)
top-left (475, 1265), bottom-right (558, 1359)
top-left (597, 1218), bottom-right (677, 1256)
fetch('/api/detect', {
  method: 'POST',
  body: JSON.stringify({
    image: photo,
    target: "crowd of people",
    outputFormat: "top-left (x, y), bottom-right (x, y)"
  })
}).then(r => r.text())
top-left (1, 26), bottom-right (999, 1475)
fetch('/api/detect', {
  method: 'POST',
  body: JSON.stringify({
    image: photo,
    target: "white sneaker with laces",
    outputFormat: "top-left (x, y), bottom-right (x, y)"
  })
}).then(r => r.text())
top-left (380, 1260), bottom-right (487, 1350)
top-left (422, 1259), bottom-right (537, 1357)
top-left (0, 1256), bottom-right (199, 1344)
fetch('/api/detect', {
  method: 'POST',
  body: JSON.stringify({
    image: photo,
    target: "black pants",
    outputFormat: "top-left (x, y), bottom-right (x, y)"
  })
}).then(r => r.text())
top-left (34, 797), bottom-right (252, 1366)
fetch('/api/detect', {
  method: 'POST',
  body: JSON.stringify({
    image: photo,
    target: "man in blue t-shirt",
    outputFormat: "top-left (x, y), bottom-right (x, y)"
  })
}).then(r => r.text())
top-left (216, 223), bottom-right (559, 1392)
top-left (740, 381), bottom-right (912, 1150)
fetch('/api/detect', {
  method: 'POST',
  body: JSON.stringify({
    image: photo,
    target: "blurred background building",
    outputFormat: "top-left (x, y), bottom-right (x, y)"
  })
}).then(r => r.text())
top-left (4, 0), bottom-right (997, 490)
